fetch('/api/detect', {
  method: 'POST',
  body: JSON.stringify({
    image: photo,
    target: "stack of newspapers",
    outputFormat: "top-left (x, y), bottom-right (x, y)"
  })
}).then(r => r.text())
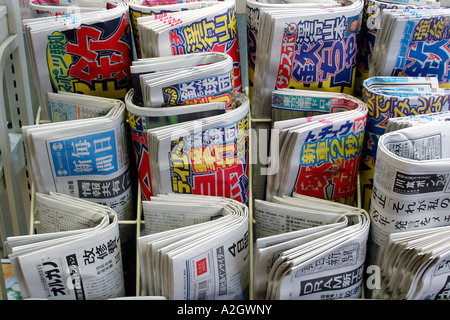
top-left (266, 89), bottom-right (368, 205)
top-left (246, 0), bottom-right (342, 101)
top-left (4, 192), bottom-right (125, 300)
top-left (138, 194), bottom-right (249, 300)
top-left (130, 52), bottom-right (235, 109)
top-left (368, 120), bottom-right (450, 299)
top-left (147, 93), bottom-right (250, 204)
top-left (360, 76), bottom-right (450, 211)
top-left (370, 7), bottom-right (450, 86)
top-left (374, 225), bottom-right (450, 300)
top-left (125, 52), bottom-right (250, 203)
top-left (253, 194), bottom-right (370, 300)
top-left (355, 0), bottom-right (438, 96)
top-left (23, 3), bottom-right (132, 120)
top-left (29, 0), bottom-right (107, 17)
top-left (249, 0), bottom-right (364, 118)
top-left (22, 93), bottom-right (135, 243)
top-left (134, 0), bottom-right (243, 92)
top-left (368, 119), bottom-right (450, 262)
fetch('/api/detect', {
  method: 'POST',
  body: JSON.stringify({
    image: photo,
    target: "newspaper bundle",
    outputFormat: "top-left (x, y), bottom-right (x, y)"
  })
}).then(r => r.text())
top-left (354, 0), bottom-right (436, 97)
top-left (360, 76), bottom-right (450, 212)
top-left (130, 52), bottom-right (235, 109)
top-left (253, 194), bottom-right (370, 300)
top-left (22, 93), bottom-right (135, 243)
top-left (373, 225), bottom-right (450, 300)
top-left (147, 93), bottom-right (250, 204)
top-left (245, 0), bottom-right (342, 101)
top-left (29, 0), bottom-right (107, 17)
top-left (134, 0), bottom-right (243, 92)
top-left (368, 121), bottom-right (450, 273)
top-left (128, 0), bottom-right (221, 58)
top-left (4, 192), bottom-right (125, 300)
top-left (23, 3), bottom-right (133, 120)
top-left (249, 0), bottom-right (364, 118)
top-left (370, 7), bottom-right (450, 87)
top-left (266, 89), bottom-right (368, 205)
top-left (138, 194), bottom-right (249, 300)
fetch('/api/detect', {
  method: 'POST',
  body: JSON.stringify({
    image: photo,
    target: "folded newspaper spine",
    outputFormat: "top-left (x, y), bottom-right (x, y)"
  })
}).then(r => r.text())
top-left (360, 76), bottom-right (450, 212)
top-left (22, 94), bottom-right (135, 243)
top-left (138, 194), bottom-right (249, 300)
top-left (23, 3), bottom-right (132, 120)
top-left (253, 194), bottom-right (370, 300)
top-left (249, 0), bottom-right (364, 118)
top-left (266, 89), bottom-right (368, 205)
top-left (368, 120), bottom-right (450, 300)
top-left (135, 0), bottom-right (243, 92)
top-left (4, 192), bottom-right (125, 300)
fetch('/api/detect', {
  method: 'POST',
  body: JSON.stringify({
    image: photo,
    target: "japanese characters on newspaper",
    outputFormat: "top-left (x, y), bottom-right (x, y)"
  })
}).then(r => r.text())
top-left (29, 0), bottom-right (107, 18)
top-left (128, 0), bottom-right (220, 59)
top-left (134, 0), bottom-right (243, 92)
top-left (21, 94), bottom-right (135, 244)
top-left (370, 7), bottom-right (450, 87)
top-left (374, 225), bottom-right (450, 300)
top-left (23, 3), bottom-right (132, 120)
top-left (147, 93), bottom-right (250, 204)
top-left (354, 0), bottom-right (436, 97)
top-left (360, 76), bottom-right (450, 212)
top-left (253, 194), bottom-right (369, 300)
top-left (266, 89), bottom-right (367, 205)
top-left (250, 0), bottom-right (364, 119)
top-left (125, 52), bottom-right (237, 201)
top-left (367, 121), bottom-right (450, 290)
top-left (246, 0), bottom-right (341, 103)
top-left (138, 194), bottom-right (249, 300)
top-left (130, 52), bottom-right (235, 108)
top-left (4, 192), bottom-right (125, 300)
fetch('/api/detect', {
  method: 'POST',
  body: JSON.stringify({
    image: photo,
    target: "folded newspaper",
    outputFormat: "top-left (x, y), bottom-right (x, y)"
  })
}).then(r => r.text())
top-left (22, 93), bottom-right (135, 243)
top-left (370, 7), bottom-right (450, 87)
top-left (253, 194), bottom-right (370, 300)
top-left (250, 0), bottom-right (364, 118)
top-left (29, 0), bottom-right (107, 17)
top-left (147, 93), bottom-right (250, 204)
top-left (135, 0), bottom-right (243, 92)
top-left (4, 192), bottom-right (125, 300)
top-left (130, 52), bottom-right (235, 109)
top-left (266, 89), bottom-right (368, 205)
top-left (23, 2), bottom-right (132, 120)
top-left (368, 121), bottom-right (450, 273)
top-left (373, 225), bottom-right (450, 300)
top-left (138, 194), bottom-right (249, 300)
top-left (360, 76), bottom-right (450, 211)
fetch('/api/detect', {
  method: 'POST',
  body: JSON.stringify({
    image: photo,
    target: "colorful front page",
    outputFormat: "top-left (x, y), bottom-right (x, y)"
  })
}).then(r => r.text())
top-left (23, 4), bottom-right (133, 120)
top-left (251, 0), bottom-right (364, 118)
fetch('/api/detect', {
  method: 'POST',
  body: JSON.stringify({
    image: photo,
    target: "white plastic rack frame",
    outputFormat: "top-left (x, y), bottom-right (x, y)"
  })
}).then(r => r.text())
top-left (0, 0), bottom-right (35, 300)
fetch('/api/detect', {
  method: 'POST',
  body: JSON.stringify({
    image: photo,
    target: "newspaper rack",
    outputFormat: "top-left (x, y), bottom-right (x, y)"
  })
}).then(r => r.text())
top-left (0, 0), bottom-right (35, 300)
